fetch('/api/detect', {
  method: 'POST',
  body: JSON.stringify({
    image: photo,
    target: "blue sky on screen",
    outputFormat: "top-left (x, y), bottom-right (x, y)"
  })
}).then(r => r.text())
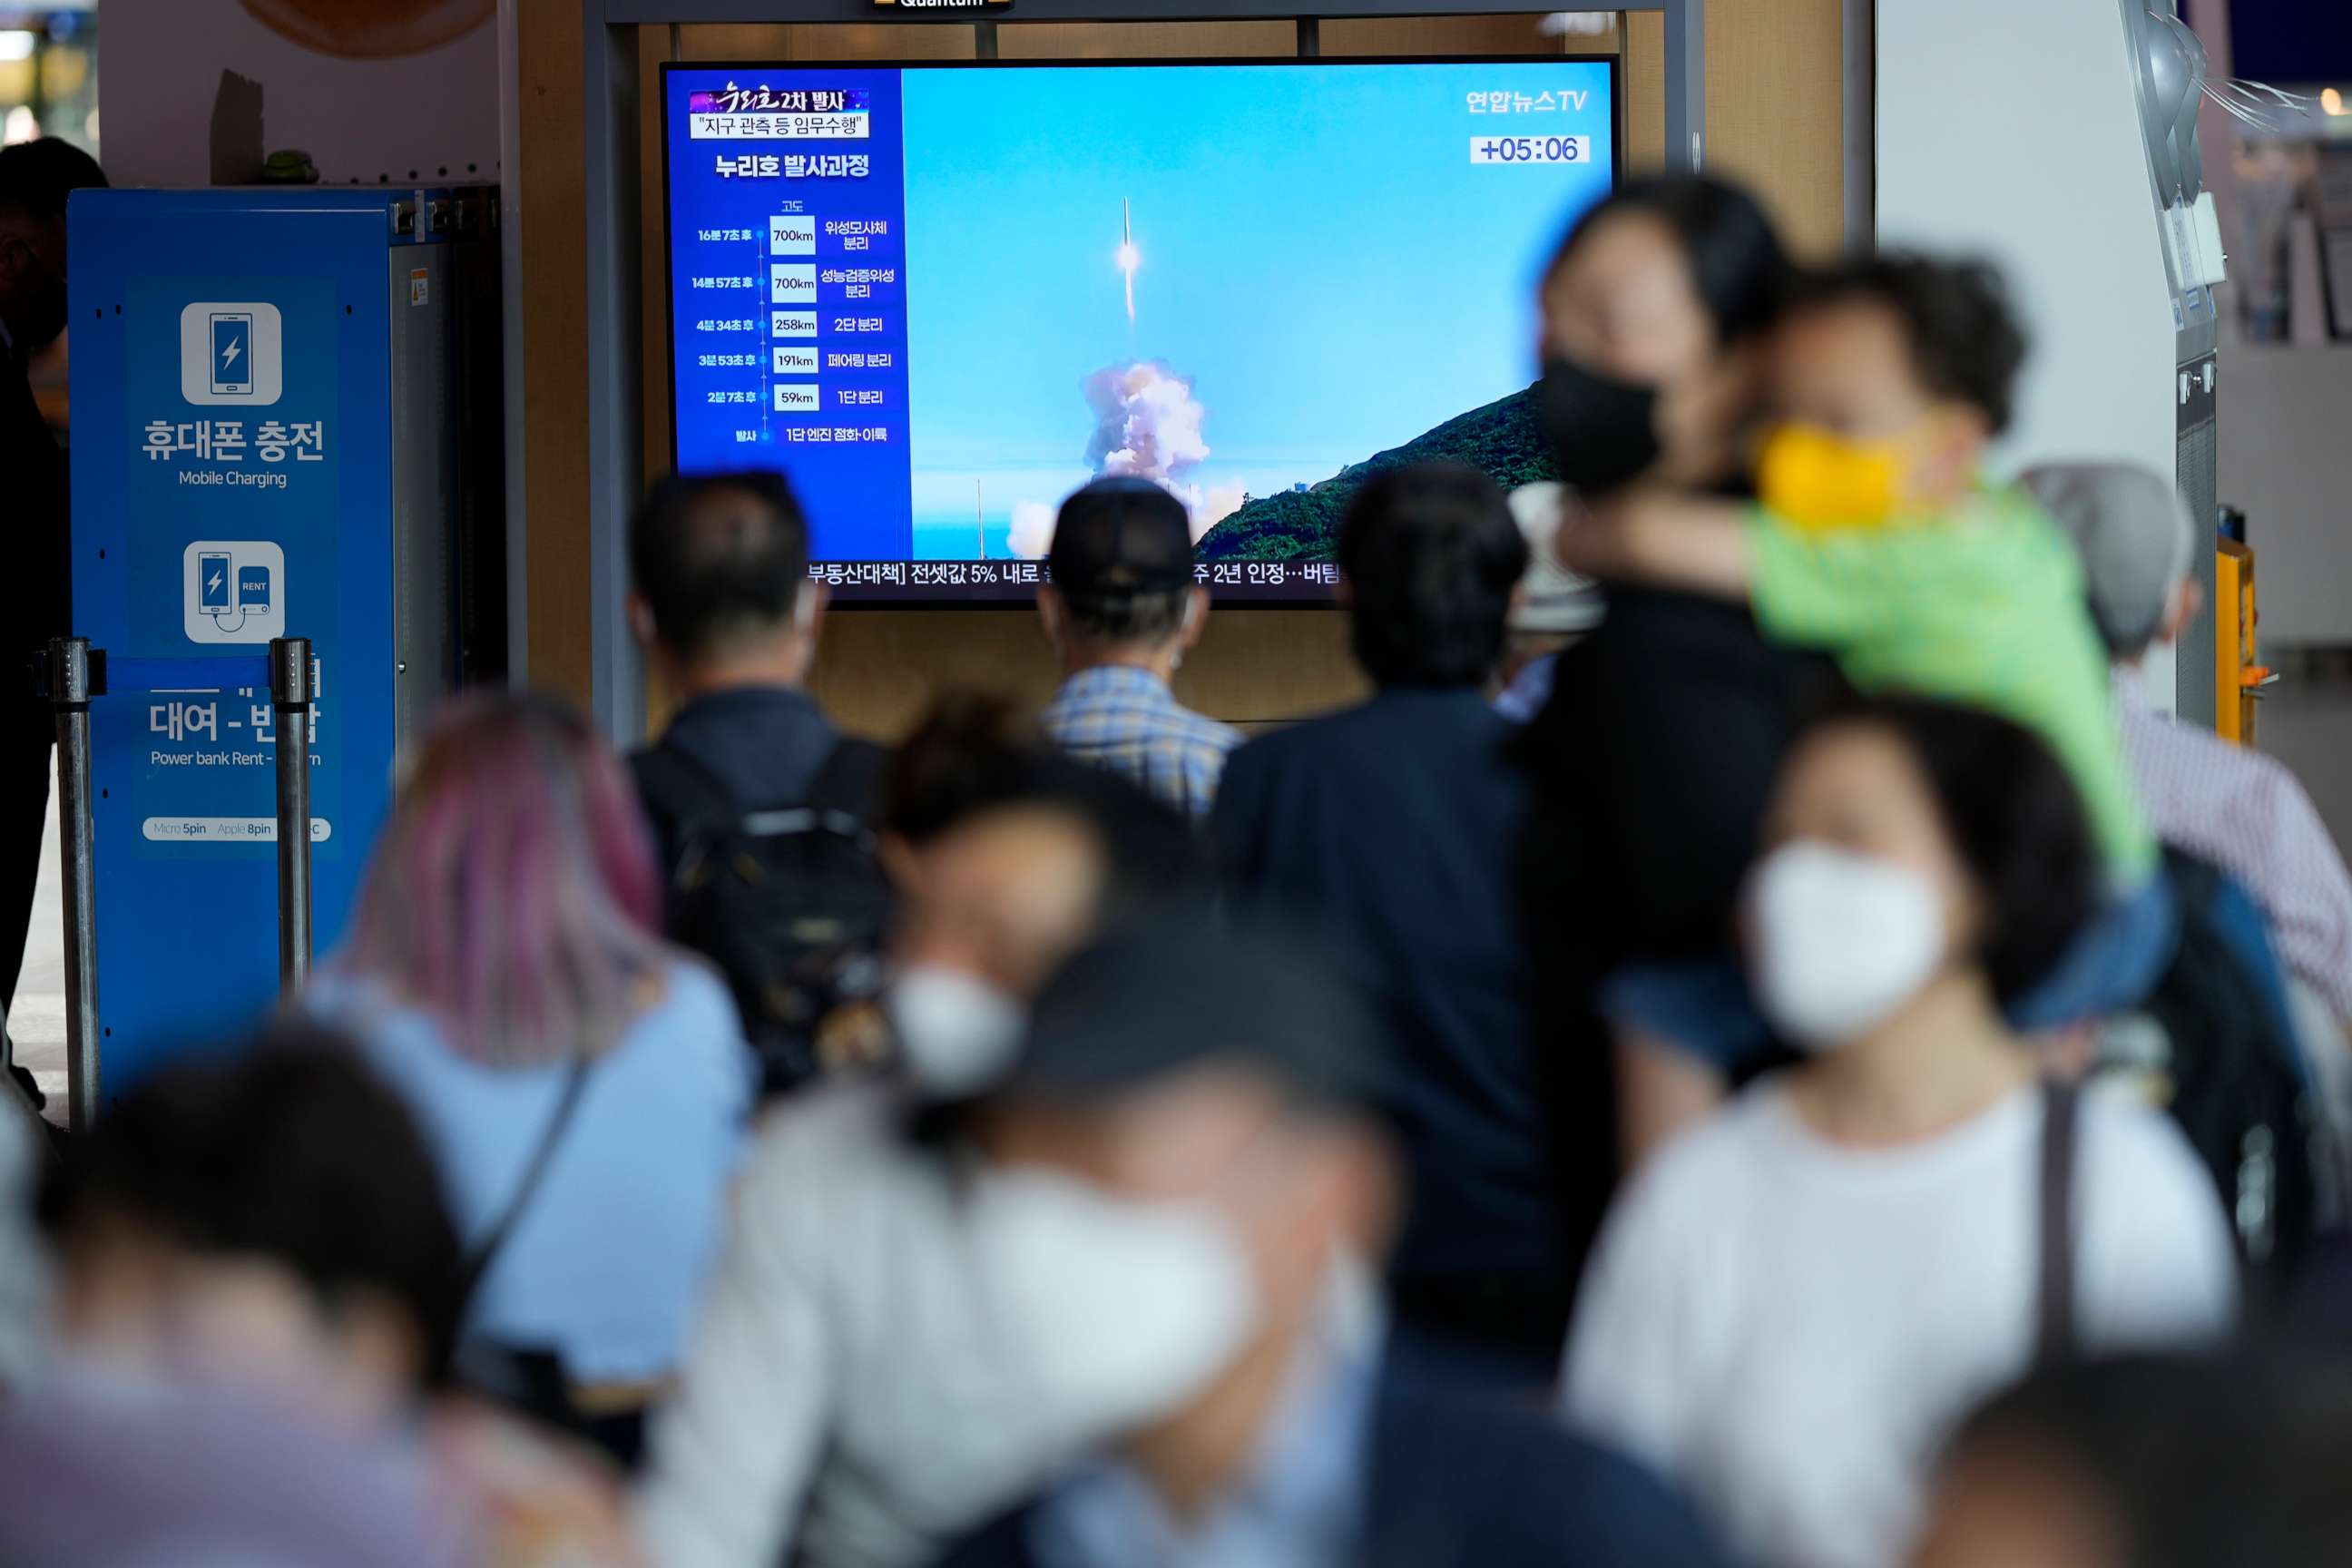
top-left (897, 60), bottom-right (1613, 548)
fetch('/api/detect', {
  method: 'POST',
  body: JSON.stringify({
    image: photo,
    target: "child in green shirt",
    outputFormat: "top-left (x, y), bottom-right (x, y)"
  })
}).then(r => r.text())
top-left (1561, 253), bottom-right (2155, 886)
top-left (1562, 253), bottom-right (2169, 1042)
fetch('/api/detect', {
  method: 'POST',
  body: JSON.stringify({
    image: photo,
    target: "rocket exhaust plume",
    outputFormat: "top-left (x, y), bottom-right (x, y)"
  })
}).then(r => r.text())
top-left (1086, 360), bottom-right (1208, 481)
top-left (1004, 214), bottom-right (1250, 563)
top-left (1116, 198), bottom-right (1140, 326)
top-left (1008, 363), bottom-right (1242, 560)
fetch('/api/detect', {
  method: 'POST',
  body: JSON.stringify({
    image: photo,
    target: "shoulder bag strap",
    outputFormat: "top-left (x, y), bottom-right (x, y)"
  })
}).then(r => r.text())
top-left (633, 740), bottom-right (743, 834)
top-left (457, 1054), bottom-right (595, 1303)
top-left (2034, 1079), bottom-right (2082, 1371)
top-left (800, 737), bottom-right (887, 819)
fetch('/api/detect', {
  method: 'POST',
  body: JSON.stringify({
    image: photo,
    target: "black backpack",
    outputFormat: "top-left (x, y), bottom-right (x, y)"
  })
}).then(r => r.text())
top-left (632, 740), bottom-right (895, 1097)
top-left (2096, 848), bottom-right (2328, 1295)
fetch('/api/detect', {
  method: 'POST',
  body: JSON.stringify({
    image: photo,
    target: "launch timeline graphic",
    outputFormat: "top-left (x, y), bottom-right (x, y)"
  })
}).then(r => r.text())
top-left (662, 59), bottom-right (1615, 596)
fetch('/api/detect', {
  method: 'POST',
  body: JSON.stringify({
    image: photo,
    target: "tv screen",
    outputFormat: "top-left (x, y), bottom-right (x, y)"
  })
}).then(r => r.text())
top-left (662, 56), bottom-right (1617, 602)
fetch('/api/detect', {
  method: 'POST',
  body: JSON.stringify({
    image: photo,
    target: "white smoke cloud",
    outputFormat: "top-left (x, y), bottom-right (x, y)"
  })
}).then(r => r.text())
top-left (1007, 500), bottom-right (1058, 561)
top-left (1171, 480), bottom-right (1246, 541)
top-left (1086, 361), bottom-right (1211, 481)
top-left (1006, 361), bottom-right (1241, 559)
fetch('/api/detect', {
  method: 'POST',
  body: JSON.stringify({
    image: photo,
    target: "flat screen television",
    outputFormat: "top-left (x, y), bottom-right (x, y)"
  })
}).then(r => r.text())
top-left (662, 55), bottom-right (1618, 602)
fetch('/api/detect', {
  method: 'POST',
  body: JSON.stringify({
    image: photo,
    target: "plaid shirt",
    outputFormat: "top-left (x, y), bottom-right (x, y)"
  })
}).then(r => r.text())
top-left (2116, 668), bottom-right (2352, 1016)
top-left (1041, 665), bottom-right (1242, 819)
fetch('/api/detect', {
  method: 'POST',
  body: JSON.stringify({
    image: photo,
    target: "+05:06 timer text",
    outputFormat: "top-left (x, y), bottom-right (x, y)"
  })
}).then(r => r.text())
top-left (1469, 135), bottom-right (1593, 164)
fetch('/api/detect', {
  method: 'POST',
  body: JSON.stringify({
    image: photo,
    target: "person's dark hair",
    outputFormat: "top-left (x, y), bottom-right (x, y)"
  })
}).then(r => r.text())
top-left (42, 1029), bottom-right (466, 1385)
top-left (1948, 1352), bottom-right (2352, 1568)
top-left (881, 690), bottom-right (1204, 899)
top-left (1048, 478), bottom-right (1193, 644)
top-left (1335, 461), bottom-right (1527, 688)
top-left (1798, 696), bottom-right (2096, 1004)
top-left (1546, 174), bottom-right (1789, 345)
top-left (1784, 252), bottom-right (2028, 436)
top-left (0, 136), bottom-right (105, 218)
top-left (881, 691), bottom-right (1050, 848)
top-left (628, 469), bottom-right (810, 662)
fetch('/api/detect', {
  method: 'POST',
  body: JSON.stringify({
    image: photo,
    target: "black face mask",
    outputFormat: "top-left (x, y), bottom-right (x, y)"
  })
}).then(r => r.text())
top-left (1534, 354), bottom-right (1662, 497)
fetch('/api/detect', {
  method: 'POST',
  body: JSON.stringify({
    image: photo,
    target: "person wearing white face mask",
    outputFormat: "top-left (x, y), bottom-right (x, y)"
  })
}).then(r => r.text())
top-left (635, 705), bottom-right (1202, 1568)
top-left (1562, 695), bottom-right (2238, 1568)
top-left (936, 917), bottom-right (1733, 1568)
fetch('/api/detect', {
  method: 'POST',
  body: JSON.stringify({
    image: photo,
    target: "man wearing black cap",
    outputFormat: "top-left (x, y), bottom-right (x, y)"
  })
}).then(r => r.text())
top-left (936, 917), bottom-right (1730, 1568)
top-left (1036, 478), bottom-right (1239, 818)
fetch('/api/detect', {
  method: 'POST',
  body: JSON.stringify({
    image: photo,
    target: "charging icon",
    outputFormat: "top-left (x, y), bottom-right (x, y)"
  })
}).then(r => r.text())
top-left (182, 542), bottom-right (285, 645)
top-left (199, 552), bottom-right (232, 613)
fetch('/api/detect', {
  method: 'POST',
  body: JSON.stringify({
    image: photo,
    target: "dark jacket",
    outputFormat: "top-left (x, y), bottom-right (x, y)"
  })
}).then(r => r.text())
top-left (3, 350), bottom-right (72, 657)
top-left (630, 685), bottom-right (847, 868)
top-left (1210, 690), bottom-right (1560, 1338)
top-left (1514, 586), bottom-right (1838, 1291)
top-left (935, 1355), bottom-right (1731, 1568)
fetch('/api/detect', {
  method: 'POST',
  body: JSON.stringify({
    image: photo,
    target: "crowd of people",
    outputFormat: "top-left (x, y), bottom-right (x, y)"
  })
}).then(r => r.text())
top-left (7, 144), bottom-right (2352, 1568)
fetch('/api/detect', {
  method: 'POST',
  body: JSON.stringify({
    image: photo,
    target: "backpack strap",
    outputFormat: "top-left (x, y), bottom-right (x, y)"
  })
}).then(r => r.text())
top-left (632, 741), bottom-right (746, 866)
top-left (635, 736), bottom-right (887, 880)
top-left (457, 1053), bottom-right (594, 1304)
top-left (744, 739), bottom-right (886, 848)
top-left (2034, 1079), bottom-right (2081, 1371)
top-left (802, 737), bottom-right (887, 821)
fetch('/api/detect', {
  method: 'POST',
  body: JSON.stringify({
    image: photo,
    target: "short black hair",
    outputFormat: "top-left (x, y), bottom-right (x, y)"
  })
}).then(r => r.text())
top-left (1784, 252), bottom-right (2028, 435)
top-left (1795, 695), bottom-right (2095, 1004)
top-left (0, 136), bottom-right (105, 219)
top-left (1949, 1352), bottom-right (2352, 1568)
top-left (881, 691), bottom-right (1205, 900)
top-left (1336, 461), bottom-right (1528, 689)
top-left (882, 691), bottom-right (1048, 847)
top-left (1547, 174), bottom-right (1789, 345)
top-left (43, 1029), bottom-right (466, 1384)
top-left (1047, 478), bottom-right (1194, 644)
top-left (629, 469), bottom-right (810, 661)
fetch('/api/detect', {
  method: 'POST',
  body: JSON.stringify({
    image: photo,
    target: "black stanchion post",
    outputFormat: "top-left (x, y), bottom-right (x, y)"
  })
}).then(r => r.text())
top-left (47, 637), bottom-right (100, 1135)
top-left (270, 637), bottom-right (314, 992)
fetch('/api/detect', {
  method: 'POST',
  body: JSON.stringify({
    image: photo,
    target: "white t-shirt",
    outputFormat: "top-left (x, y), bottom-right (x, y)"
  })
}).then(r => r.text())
top-left (1563, 1078), bottom-right (2238, 1568)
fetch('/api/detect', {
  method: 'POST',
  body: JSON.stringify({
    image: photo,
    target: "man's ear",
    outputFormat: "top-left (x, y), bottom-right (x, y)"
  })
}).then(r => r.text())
top-left (1917, 406), bottom-right (1989, 497)
top-left (797, 581), bottom-right (830, 638)
top-left (1036, 584), bottom-right (1066, 649)
top-left (625, 590), bottom-right (658, 649)
top-left (2162, 575), bottom-right (2205, 646)
top-left (1179, 584), bottom-right (1211, 651)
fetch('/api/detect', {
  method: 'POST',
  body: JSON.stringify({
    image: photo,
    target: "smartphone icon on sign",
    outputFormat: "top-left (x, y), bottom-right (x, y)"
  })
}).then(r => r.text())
top-left (210, 312), bottom-right (253, 397)
top-left (199, 553), bottom-right (232, 612)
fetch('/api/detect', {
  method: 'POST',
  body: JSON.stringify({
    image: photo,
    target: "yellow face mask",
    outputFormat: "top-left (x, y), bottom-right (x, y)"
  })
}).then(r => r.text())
top-left (1755, 424), bottom-right (1906, 534)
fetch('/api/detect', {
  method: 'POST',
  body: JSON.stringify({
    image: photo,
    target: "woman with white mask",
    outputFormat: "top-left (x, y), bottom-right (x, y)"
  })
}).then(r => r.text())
top-left (636, 702), bottom-right (1205, 1568)
top-left (1562, 696), bottom-right (2237, 1568)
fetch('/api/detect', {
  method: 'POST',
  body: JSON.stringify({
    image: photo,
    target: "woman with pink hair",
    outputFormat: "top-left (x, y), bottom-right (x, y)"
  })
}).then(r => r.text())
top-left (306, 691), bottom-right (751, 1465)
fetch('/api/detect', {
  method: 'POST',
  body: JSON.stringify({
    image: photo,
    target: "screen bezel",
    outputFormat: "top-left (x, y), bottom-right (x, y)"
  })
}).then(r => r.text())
top-left (657, 52), bottom-right (1623, 607)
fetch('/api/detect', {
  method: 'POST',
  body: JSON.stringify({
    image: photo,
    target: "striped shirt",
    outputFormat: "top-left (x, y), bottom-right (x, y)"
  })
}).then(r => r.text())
top-left (1041, 664), bottom-right (1242, 819)
top-left (2114, 668), bottom-right (2352, 1017)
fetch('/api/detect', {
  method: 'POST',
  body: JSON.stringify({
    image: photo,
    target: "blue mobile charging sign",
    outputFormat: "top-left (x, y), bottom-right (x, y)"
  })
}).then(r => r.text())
top-left (69, 190), bottom-right (409, 1094)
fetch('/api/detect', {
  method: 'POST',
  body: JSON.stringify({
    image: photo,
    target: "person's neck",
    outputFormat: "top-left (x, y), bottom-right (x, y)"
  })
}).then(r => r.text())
top-left (1122, 1320), bottom-right (1303, 1525)
top-left (670, 640), bottom-right (808, 702)
top-left (1064, 642), bottom-right (1180, 684)
top-left (1789, 973), bottom-right (2034, 1146)
top-left (1907, 475), bottom-right (1981, 517)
